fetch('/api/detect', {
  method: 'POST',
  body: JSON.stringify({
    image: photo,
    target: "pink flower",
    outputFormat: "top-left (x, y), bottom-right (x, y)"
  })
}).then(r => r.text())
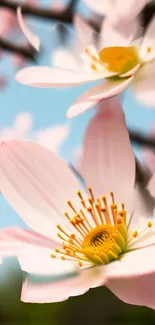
top-left (0, 100), bottom-right (155, 307)
top-left (15, 12), bottom-right (155, 117)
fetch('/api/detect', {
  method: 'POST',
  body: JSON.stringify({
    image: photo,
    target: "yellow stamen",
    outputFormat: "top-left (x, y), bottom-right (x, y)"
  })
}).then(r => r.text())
top-left (51, 189), bottom-right (130, 267)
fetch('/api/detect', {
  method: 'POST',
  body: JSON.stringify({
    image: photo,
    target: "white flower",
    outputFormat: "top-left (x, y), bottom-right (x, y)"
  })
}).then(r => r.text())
top-left (15, 11), bottom-right (155, 117)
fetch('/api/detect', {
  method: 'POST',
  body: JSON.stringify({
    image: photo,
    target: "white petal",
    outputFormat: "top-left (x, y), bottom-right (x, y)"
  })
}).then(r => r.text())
top-left (17, 7), bottom-right (40, 51)
top-left (17, 246), bottom-right (78, 275)
top-left (100, 19), bottom-right (139, 48)
top-left (104, 245), bottom-right (155, 278)
top-left (51, 49), bottom-right (81, 71)
top-left (133, 63), bottom-right (155, 107)
top-left (0, 141), bottom-right (82, 241)
top-left (82, 0), bottom-right (111, 16)
top-left (140, 15), bottom-right (155, 62)
top-left (21, 266), bottom-right (105, 303)
top-left (78, 97), bottom-right (135, 208)
top-left (74, 14), bottom-right (97, 51)
top-left (127, 214), bottom-right (155, 250)
top-left (15, 66), bottom-right (105, 87)
top-left (66, 77), bottom-right (133, 118)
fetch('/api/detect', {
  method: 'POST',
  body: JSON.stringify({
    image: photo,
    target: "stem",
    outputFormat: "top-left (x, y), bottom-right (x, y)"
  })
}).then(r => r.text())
top-left (0, 37), bottom-right (36, 61)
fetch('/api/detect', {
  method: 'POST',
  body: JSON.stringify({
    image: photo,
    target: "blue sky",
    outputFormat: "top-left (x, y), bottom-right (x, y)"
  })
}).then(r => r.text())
top-left (0, 1), bottom-right (155, 229)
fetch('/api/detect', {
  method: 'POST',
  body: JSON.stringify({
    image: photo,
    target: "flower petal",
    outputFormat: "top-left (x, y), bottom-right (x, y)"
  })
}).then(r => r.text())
top-left (78, 97), bottom-right (135, 208)
top-left (15, 67), bottom-right (106, 88)
top-left (133, 61), bottom-right (155, 106)
top-left (100, 18), bottom-right (139, 48)
top-left (119, 64), bottom-right (140, 78)
top-left (107, 271), bottom-right (155, 310)
top-left (17, 246), bottom-right (78, 275)
top-left (140, 15), bottom-right (155, 62)
top-left (21, 266), bottom-right (105, 303)
top-left (105, 245), bottom-right (155, 309)
top-left (51, 49), bottom-right (81, 71)
top-left (0, 227), bottom-right (61, 267)
top-left (0, 141), bottom-right (82, 241)
top-left (104, 245), bottom-right (155, 278)
top-left (90, 77), bottom-right (134, 100)
top-left (17, 7), bottom-right (40, 51)
top-left (66, 77), bottom-right (133, 118)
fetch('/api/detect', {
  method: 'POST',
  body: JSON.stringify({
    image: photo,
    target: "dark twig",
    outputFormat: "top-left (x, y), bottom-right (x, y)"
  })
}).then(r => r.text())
top-left (129, 130), bottom-right (155, 149)
top-left (0, 0), bottom-right (78, 22)
top-left (0, 37), bottom-right (36, 61)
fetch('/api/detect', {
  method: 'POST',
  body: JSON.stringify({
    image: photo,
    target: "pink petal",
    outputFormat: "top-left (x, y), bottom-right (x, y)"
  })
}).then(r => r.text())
top-left (119, 64), bottom-right (140, 78)
top-left (148, 174), bottom-right (155, 198)
top-left (107, 271), bottom-right (155, 310)
top-left (21, 266), bottom-right (105, 303)
top-left (0, 227), bottom-right (76, 275)
top-left (0, 227), bottom-right (59, 249)
top-left (90, 77), bottom-right (134, 100)
top-left (105, 246), bottom-right (155, 309)
top-left (0, 141), bottom-right (82, 241)
top-left (17, 7), bottom-right (40, 51)
top-left (15, 67), bottom-right (105, 88)
top-left (0, 227), bottom-right (60, 266)
top-left (66, 77), bottom-right (133, 118)
top-left (78, 97), bottom-right (135, 208)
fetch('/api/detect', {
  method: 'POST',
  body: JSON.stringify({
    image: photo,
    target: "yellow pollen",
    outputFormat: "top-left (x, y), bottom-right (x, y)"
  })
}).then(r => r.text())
top-left (147, 47), bottom-right (151, 53)
top-left (51, 189), bottom-right (129, 267)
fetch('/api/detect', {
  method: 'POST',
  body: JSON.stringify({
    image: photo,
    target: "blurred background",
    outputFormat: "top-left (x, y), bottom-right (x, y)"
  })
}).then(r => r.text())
top-left (0, 0), bottom-right (155, 324)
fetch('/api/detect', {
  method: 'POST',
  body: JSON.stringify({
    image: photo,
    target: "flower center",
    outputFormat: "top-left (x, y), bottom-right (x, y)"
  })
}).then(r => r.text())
top-left (51, 189), bottom-right (127, 267)
top-left (99, 46), bottom-right (140, 73)
top-left (84, 46), bottom-right (140, 74)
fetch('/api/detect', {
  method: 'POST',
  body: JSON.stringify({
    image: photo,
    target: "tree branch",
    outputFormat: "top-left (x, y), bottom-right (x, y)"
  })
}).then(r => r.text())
top-left (0, 37), bottom-right (36, 61)
top-left (129, 130), bottom-right (155, 149)
top-left (0, 0), bottom-right (78, 22)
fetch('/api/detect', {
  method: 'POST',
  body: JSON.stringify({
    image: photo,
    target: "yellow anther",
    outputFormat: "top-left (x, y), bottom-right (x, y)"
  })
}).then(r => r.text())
top-left (78, 261), bottom-right (83, 267)
top-left (148, 221), bottom-right (152, 228)
top-left (67, 200), bottom-right (77, 214)
top-left (110, 191), bottom-right (115, 204)
top-left (54, 248), bottom-right (60, 252)
top-left (50, 254), bottom-right (56, 258)
top-left (132, 230), bottom-right (138, 238)
top-left (147, 47), bottom-right (151, 53)
top-left (88, 187), bottom-right (95, 202)
top-left (116, 217), bottom-right (122, 224)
